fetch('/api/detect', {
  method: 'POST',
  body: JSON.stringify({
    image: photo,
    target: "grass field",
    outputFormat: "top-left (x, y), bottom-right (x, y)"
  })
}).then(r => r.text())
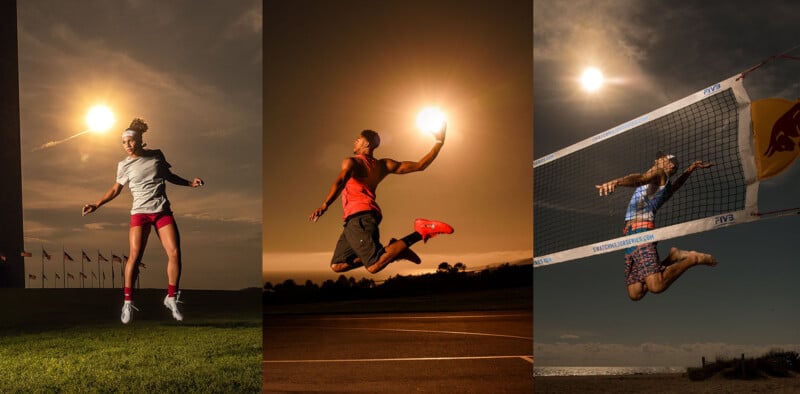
top-left (0, 288), bottom-right (261, 393)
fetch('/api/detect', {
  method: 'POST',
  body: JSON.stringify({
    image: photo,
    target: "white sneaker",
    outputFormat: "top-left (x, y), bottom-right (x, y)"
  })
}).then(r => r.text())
top-left (163, 292), bottom-right (183, 321)
top-left (121, 301), bottom-right (139, 324)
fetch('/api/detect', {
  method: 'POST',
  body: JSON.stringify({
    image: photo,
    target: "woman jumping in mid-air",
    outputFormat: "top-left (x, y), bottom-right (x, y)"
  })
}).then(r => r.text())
top-left (82, 118), bottom-right (204, 324)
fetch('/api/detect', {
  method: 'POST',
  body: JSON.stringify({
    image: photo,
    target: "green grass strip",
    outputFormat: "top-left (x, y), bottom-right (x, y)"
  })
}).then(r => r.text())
top-left (0, 321), bottom-right (261, 393)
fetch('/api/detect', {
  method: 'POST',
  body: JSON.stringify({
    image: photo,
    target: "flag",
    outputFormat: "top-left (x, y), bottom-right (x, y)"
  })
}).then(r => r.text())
top-left (55, 273), bottom-right (61, 280)
top-left (21, 251), bottom-right (32, 257)
top-left (43, 274), bottom-right (47, 280)
top-left (43, 248), bottom-right (52, 260)
top-left (80, 272), bottom-right (87, 279)
top-left (67, 273), bottom-right (75, 279)
top-left (64, 251), bottom-right (74, 261)
top-left (81, 250), bottom-right (91, 262)
top-left (92, 272), bottom-right (97, 279)
top-left (752, 98), bottom-right (800, 180)
top-left (98, 252), bottom-right (109, 262)
top-left (112, 254), bottom-right (122, 263)
top-left (28, 274), bottom-right (36, 280)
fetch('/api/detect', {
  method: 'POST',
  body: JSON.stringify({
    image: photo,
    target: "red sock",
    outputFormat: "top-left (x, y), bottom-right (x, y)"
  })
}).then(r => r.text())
top-left (168, 284), bottom-right (177, 297)
top-left (124, 287), bottom-right (132, 301)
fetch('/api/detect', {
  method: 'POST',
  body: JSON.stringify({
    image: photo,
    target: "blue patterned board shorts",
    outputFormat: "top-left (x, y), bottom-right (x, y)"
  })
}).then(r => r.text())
top-left (624, 225), bottom-right (663, 286)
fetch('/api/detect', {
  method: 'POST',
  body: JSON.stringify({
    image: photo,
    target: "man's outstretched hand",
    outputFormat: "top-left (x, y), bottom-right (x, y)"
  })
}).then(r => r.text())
top-left (309, 204), bottom-right (327, 222)
top-left (430, 121), bottom-right (447, 144)
top-left (595, 180), bottom-right (618, 196)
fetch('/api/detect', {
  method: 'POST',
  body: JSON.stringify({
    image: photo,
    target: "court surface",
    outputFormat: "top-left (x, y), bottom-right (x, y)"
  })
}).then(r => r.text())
top-left (263, 310), bottom-right (533, 393)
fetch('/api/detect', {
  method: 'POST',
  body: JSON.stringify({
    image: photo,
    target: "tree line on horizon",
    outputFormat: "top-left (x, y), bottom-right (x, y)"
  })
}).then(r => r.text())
top-left (263, 262), bottom-right (532, 304)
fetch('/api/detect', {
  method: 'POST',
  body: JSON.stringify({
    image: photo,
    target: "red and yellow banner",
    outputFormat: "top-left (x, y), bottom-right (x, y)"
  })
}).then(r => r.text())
top-left (752, 98), bottom-right (800, 180)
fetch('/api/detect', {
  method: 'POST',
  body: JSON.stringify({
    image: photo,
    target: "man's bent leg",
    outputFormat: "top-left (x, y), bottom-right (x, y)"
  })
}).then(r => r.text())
top-left (625, 245), bottom-right (651, 302)
top-left (644, 247), bottom-right (717, 294)
top-left (330, 223), bottom-right (363, 273)
top-left (361, 217), bottom-right (453, 274)
top-left (366, 240), bottom-right (408, 274)
top-left (627, 282), bottom-right (647, 301)
top-left (388, 238), bottom-right (421, 264)
top-left (331, 259), bottom-right (363, 273)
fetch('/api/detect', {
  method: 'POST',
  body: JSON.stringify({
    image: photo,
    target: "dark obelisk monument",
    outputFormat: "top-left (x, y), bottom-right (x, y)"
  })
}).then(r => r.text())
top-left (0, 0), bottom-right (25, 288)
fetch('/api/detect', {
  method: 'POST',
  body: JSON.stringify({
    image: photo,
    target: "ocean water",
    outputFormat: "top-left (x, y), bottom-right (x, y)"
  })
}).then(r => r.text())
top-left (534, 366), bottom-right (686, 377)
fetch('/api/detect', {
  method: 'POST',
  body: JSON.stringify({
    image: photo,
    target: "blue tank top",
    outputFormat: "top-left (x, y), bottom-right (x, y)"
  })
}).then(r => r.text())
top-left (624, 180), bottom-right (672, 222)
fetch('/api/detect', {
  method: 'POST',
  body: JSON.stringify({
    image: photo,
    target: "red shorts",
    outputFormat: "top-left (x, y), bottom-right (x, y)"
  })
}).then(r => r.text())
top-left (130, 212), bottom-right (175, 229)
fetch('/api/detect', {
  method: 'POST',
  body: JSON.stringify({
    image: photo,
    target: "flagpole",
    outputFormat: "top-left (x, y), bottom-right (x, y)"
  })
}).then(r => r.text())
top-left (97, 250), bottom-right (101, 288)
top-left (111, 250), bottom-right (115, 288)
top-left (80, 250), bottom-right (85, 289)
top-left (62, 246), bottom-right (66, 288)
top-left (41, 246), bottom-right (44, 289)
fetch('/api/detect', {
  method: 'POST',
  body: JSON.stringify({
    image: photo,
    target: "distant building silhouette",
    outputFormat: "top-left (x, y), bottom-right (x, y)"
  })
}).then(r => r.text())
top-left (0, 0), bottom-right (25, 288)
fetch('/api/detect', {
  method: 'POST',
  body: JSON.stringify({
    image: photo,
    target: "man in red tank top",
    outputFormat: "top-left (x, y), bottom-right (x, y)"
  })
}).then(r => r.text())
top-left (310, 127), bottom-right (454, 273)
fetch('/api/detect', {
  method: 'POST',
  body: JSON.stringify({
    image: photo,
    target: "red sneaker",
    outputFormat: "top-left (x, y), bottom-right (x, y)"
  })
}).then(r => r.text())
top-left (388, 238), bottom-right (422, 264)
top-left (414, 218), bottom-right (454, 243)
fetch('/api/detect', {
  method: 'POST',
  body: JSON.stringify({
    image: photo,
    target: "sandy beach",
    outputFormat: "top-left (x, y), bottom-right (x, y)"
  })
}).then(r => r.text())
top-left (534, 373), bottom-right (800, 393)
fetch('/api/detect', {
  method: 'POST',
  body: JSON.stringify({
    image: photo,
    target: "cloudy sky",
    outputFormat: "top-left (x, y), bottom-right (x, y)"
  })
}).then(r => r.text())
top-left (534, 0), bottom-right (800, 367)
top-left (263, 0), bottom-right (533, 285)
top-left (17, 0), bottom-right (262, 291)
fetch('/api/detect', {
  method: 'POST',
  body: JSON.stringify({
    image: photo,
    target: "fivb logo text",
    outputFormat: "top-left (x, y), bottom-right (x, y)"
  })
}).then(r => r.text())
top-left (703, 83), bottom-right (722, 96)
top-left (713, 213), bottom-right (735, 226)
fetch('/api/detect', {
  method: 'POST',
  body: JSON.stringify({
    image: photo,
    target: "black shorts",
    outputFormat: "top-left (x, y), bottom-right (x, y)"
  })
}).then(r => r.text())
top-left (330, 211), bottom-right (384, 268)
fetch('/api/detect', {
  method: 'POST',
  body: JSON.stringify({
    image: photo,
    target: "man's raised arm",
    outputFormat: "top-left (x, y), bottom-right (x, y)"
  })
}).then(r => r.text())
top-left (385, 124), bottom-right (446, 175)
top-left (595, 168), bottom-right (664, 196)
top-left (670, 160), bottom-right (714, 192)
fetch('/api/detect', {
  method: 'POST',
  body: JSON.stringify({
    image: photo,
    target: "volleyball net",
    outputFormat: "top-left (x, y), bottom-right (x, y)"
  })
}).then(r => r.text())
top-left (534, 76), bottom-right (765, 267)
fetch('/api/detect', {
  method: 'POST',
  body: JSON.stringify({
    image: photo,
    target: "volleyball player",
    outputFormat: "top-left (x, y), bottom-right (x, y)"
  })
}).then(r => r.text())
top-left (595, 153), bottom-right (717, 301)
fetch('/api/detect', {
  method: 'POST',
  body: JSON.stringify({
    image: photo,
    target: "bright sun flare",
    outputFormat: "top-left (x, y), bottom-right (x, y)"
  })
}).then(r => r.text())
top-left (580, 67), bottom-right (604, 92)
top-left (416, 107), bottom-right (447, 134)
top-left (86, 105), bottom-right (115, 132)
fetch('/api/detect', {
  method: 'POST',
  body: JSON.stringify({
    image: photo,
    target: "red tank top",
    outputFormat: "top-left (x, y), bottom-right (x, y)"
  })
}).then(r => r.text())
top-left (342, 154), bottom-right (382, 219)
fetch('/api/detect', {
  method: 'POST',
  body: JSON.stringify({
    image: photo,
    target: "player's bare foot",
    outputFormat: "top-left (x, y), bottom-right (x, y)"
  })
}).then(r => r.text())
top-left (690, 251), bottom-right (717, 267)
top-left (668, 247), bottom-right (717, 267)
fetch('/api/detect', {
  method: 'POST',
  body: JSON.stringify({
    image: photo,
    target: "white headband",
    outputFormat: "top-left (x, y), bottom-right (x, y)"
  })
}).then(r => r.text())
top-left (122, 129), bottom-right (138, 139)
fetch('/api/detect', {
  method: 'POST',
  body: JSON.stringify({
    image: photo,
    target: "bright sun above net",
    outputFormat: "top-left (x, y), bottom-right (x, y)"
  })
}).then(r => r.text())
top-left (580, 67), bottom-right (604, 92)
top-left (86, 105), bottom-right (115, 132)
top-left (416, 107), bottom-right (446, 134)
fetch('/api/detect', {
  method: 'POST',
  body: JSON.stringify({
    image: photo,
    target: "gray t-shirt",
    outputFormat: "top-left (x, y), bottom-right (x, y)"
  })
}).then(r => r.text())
top-left (116, 149), bottom-right (172, 214)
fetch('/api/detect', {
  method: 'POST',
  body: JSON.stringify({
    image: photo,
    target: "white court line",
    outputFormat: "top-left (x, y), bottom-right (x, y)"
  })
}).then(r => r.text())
top-left (264, 355), bottom-right (533, 363)
top-left (272, 325), bottom-right (532, 341)
top-left (306, 313), bottom-right (532, 321)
